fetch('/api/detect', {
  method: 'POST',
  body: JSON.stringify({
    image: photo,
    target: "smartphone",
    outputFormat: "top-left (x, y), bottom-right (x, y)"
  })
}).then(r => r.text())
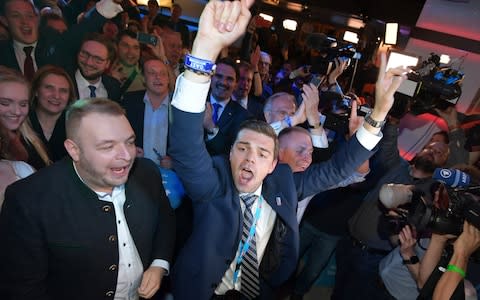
top-left (137, 32), bottom-right (158, 46)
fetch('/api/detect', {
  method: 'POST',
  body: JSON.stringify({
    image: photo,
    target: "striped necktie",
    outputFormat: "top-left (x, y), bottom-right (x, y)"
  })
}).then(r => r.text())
top-left (239, 194), bottom-right (260, 299)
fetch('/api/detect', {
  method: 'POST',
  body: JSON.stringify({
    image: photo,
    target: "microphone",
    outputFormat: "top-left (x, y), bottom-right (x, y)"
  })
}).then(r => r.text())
top-left (379, 184), bottom-right (415, 209)
top-left (433, 168), bottom-right (471, 188)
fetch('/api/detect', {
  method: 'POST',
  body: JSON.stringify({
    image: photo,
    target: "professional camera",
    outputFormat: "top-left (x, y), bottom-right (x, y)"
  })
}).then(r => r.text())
top-left (306, 33), bottom-right (361, 75)
top-left (318, 91), bottom-right (372, 134)
top-left (396, 53), bottom-right (464, 115)
top-left (381, 169), bottom-right (479, 236)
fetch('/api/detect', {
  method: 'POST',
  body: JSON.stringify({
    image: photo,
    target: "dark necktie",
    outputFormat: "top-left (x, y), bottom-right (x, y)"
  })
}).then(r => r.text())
top-left (88, 85), bottom-right (97, 98)
top-left (239, 194), bottom-right (260, 299)
top-left (212, 103), bottom-right (222, 125)
top-left (23, 46), bottom-right (35, 81)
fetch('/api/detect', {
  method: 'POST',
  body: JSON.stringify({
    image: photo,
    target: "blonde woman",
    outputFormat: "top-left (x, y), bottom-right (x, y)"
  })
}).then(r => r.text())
top-left (0, 67), bottom-right (50, 169)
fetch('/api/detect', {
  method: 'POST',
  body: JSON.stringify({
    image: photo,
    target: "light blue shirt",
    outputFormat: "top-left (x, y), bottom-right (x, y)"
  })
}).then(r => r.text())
top-left (143, 94), bottom-right (169, 163)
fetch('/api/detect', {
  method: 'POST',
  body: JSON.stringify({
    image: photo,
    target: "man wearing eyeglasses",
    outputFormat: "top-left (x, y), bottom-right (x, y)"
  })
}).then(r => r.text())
top-left (74, 33), bottom-right (121, 102)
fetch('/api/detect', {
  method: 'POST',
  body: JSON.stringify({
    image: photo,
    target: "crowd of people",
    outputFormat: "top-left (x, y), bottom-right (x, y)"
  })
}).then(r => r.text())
top-left (0, 0), bottom-right (479, 299)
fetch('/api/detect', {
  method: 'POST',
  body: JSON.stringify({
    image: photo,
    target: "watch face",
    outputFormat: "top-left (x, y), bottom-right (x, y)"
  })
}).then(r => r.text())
top-left (410, 256), bottom-right (419, 264)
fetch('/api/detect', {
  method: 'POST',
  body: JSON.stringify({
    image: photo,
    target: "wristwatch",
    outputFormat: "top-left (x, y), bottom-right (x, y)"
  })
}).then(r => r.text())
top-left (364, 113), bottom-right (386, 128)
top-left (402, 255), bottom-right (419, 265)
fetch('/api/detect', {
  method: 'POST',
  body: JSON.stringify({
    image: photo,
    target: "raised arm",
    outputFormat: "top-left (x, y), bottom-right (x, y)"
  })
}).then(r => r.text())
top-left (169, 0), bottom-right (254, 201)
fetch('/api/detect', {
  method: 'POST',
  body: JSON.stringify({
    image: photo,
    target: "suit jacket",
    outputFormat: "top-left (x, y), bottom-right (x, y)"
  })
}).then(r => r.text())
top-left (122, 90), bottom-right (147, 148)
top-left (0, 9), bottom-right (107, 75)
top-left (246, 95), bottom-right (265, 121)
top-left (168, 106), bottom-right (376, 300)
top-left (206, 99), bottom-right (251, 156)
top-left (0, 158), bottom-right (175, 300)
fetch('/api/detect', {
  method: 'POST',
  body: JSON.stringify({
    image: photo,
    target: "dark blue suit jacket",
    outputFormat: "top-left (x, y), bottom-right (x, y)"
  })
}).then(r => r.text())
top-left (169, 106), bottom-right (376, 299)
top-left (122, 90), bottom-right (147, 148)
top-left (206, 99), bottom-right (251, 156)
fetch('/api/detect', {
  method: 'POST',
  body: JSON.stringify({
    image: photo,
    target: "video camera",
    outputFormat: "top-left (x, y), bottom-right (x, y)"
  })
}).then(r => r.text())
top-left (380, 168), bottom-right (480, 237)
top-left (306, 33), bottom-right (361, 75)
top-left (318, 91), bottom-right (372, 134)
top-left (390, 52), bottom-right (464, 115)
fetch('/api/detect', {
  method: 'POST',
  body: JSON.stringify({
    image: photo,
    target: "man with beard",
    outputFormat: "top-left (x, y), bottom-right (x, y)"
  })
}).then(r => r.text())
top-left (331, 115), bottom-right (450, 300)
top-left (74, 33), bottom-right (121, 102)
top-left (204, 57), bottom-right (251, 156)
top-left (0, 98), bottom-right (175, 300)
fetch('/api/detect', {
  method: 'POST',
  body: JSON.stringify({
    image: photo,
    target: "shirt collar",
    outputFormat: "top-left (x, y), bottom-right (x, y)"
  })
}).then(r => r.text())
top-left (13, 40), bottom-right (38, 51)
top-left (210, 95), bottom-right (231, 107)
top-left (143, 92), bottom-right (170, 109)
top-left (239, 184), bottom-right (262, 199)
top-left (71, 160), bottom-right (124, 199)
top-left (75, 69), bottom-right (101, 88)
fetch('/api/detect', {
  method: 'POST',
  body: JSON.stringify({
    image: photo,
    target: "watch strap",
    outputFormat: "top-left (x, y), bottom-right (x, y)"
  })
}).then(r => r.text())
top-left (364, 113), bottom-right (386, 128)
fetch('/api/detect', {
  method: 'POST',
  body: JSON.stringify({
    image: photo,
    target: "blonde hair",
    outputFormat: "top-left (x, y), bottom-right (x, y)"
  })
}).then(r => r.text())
top-left (0, 67), bottom-right (51, 166)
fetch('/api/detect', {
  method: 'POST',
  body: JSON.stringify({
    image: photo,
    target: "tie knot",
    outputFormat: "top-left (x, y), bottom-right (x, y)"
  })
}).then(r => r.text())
top-left (212, 102), bottom-right (221, 111)
top-left (23, 46), bottom-right (34, 55)
top-left (88, 85), bottom-right (97, 97)
top-left (240, 194), bottom-right (258, 209)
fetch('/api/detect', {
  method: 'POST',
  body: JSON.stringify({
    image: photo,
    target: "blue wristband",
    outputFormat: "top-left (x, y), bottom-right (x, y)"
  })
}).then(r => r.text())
top-left (184, 54), bottom-right (216, 76)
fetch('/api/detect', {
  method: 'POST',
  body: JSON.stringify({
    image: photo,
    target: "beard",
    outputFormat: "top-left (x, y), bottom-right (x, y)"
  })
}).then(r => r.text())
top-left (410, 155), bottom-right (437, 174)
top-left (79, 66), bottom-right (103, 81)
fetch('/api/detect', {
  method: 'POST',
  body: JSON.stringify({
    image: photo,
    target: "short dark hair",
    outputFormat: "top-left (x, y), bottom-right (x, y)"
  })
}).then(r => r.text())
top-left (116, 29), bottom-right (137, 45)
top-left (65, 98), bottom-right (125, 140)
top-left (432, 131), bottom-right (450, 144)
top-left (216, 57), bottom-right (240, 81)
top-left (80, 33), bottom-right (116, 62)
top-left (1, 0), bottom-right (38, 16)
top-left (236, 120), bottom-right (279, 159)
top-left (237, 61), bottom-right (254, 74)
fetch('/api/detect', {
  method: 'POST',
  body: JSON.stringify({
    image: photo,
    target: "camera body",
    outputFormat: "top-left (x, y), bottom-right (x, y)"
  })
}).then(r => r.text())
top-left (396, 53), bottom-right (464, 115)
top-left (386, 184), bottom-right (480, 237)
top-left (306, 33), bottom-right (360, 75)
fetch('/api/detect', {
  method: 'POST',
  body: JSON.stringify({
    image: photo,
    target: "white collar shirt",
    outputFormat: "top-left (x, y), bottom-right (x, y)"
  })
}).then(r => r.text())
top-left (12, 40), bottom-right (38, 74)
top-left (75, 69), bottom-right (108, 99)
top-left (215, 185), bottom-right (277, 294)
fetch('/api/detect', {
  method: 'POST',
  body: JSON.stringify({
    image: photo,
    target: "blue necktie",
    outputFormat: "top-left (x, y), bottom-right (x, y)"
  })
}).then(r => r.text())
top-left (239, 194), bottom-right (260, 299)
top-left (212, 103), bottom-right (222, 125)
top-left (88, 85), bottom-right (97, 98)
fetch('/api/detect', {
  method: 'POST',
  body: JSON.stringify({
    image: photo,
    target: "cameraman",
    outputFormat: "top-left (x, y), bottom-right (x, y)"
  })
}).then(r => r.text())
top-left (332, 110), bottom-right (450, 299)
top-left (433, 221), bottom-right (480, 300)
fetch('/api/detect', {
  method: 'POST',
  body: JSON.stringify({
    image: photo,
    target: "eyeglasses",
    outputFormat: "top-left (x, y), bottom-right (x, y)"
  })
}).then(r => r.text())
top-left (78, 50), bottom-right (107, 64)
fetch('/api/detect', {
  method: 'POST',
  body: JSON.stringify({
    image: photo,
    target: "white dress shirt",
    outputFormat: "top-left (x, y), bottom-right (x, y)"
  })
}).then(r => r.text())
top-left (72, 162), bottom-right (169, 299)
top-left (75, 70), bottom-right (108, 99)
top-left (215, 185), bottom-right (277, 294)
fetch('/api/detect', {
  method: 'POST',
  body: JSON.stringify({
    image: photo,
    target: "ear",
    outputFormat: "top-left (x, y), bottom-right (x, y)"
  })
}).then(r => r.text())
top-left (105, 59), bottom-right (111, 69)
top-left (64, 139), bottom-right (80, 161)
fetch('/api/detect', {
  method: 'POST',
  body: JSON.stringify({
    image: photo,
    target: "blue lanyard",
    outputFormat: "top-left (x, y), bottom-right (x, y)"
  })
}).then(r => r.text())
top-left (232, 195), bottom-right (263, 285)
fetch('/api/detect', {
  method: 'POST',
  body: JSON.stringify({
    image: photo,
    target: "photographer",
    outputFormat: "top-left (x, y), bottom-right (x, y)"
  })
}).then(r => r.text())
top-left (332, 107), bottom-right (451, 299)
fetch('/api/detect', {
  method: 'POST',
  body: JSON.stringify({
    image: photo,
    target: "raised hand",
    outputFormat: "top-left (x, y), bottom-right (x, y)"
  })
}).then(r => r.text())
top-left (302, 83), bottom-right (320, 126)
top-left (192, 0), bottom-right (255, 61)
top-left (373, 53), bottom-right (408, 117)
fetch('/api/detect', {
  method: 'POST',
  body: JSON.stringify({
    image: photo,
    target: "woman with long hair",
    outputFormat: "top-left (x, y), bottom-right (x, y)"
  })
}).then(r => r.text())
top-left (0, 67), bottom-right (50, 169)
top-left (29, 65), bottom-right (76, 161)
